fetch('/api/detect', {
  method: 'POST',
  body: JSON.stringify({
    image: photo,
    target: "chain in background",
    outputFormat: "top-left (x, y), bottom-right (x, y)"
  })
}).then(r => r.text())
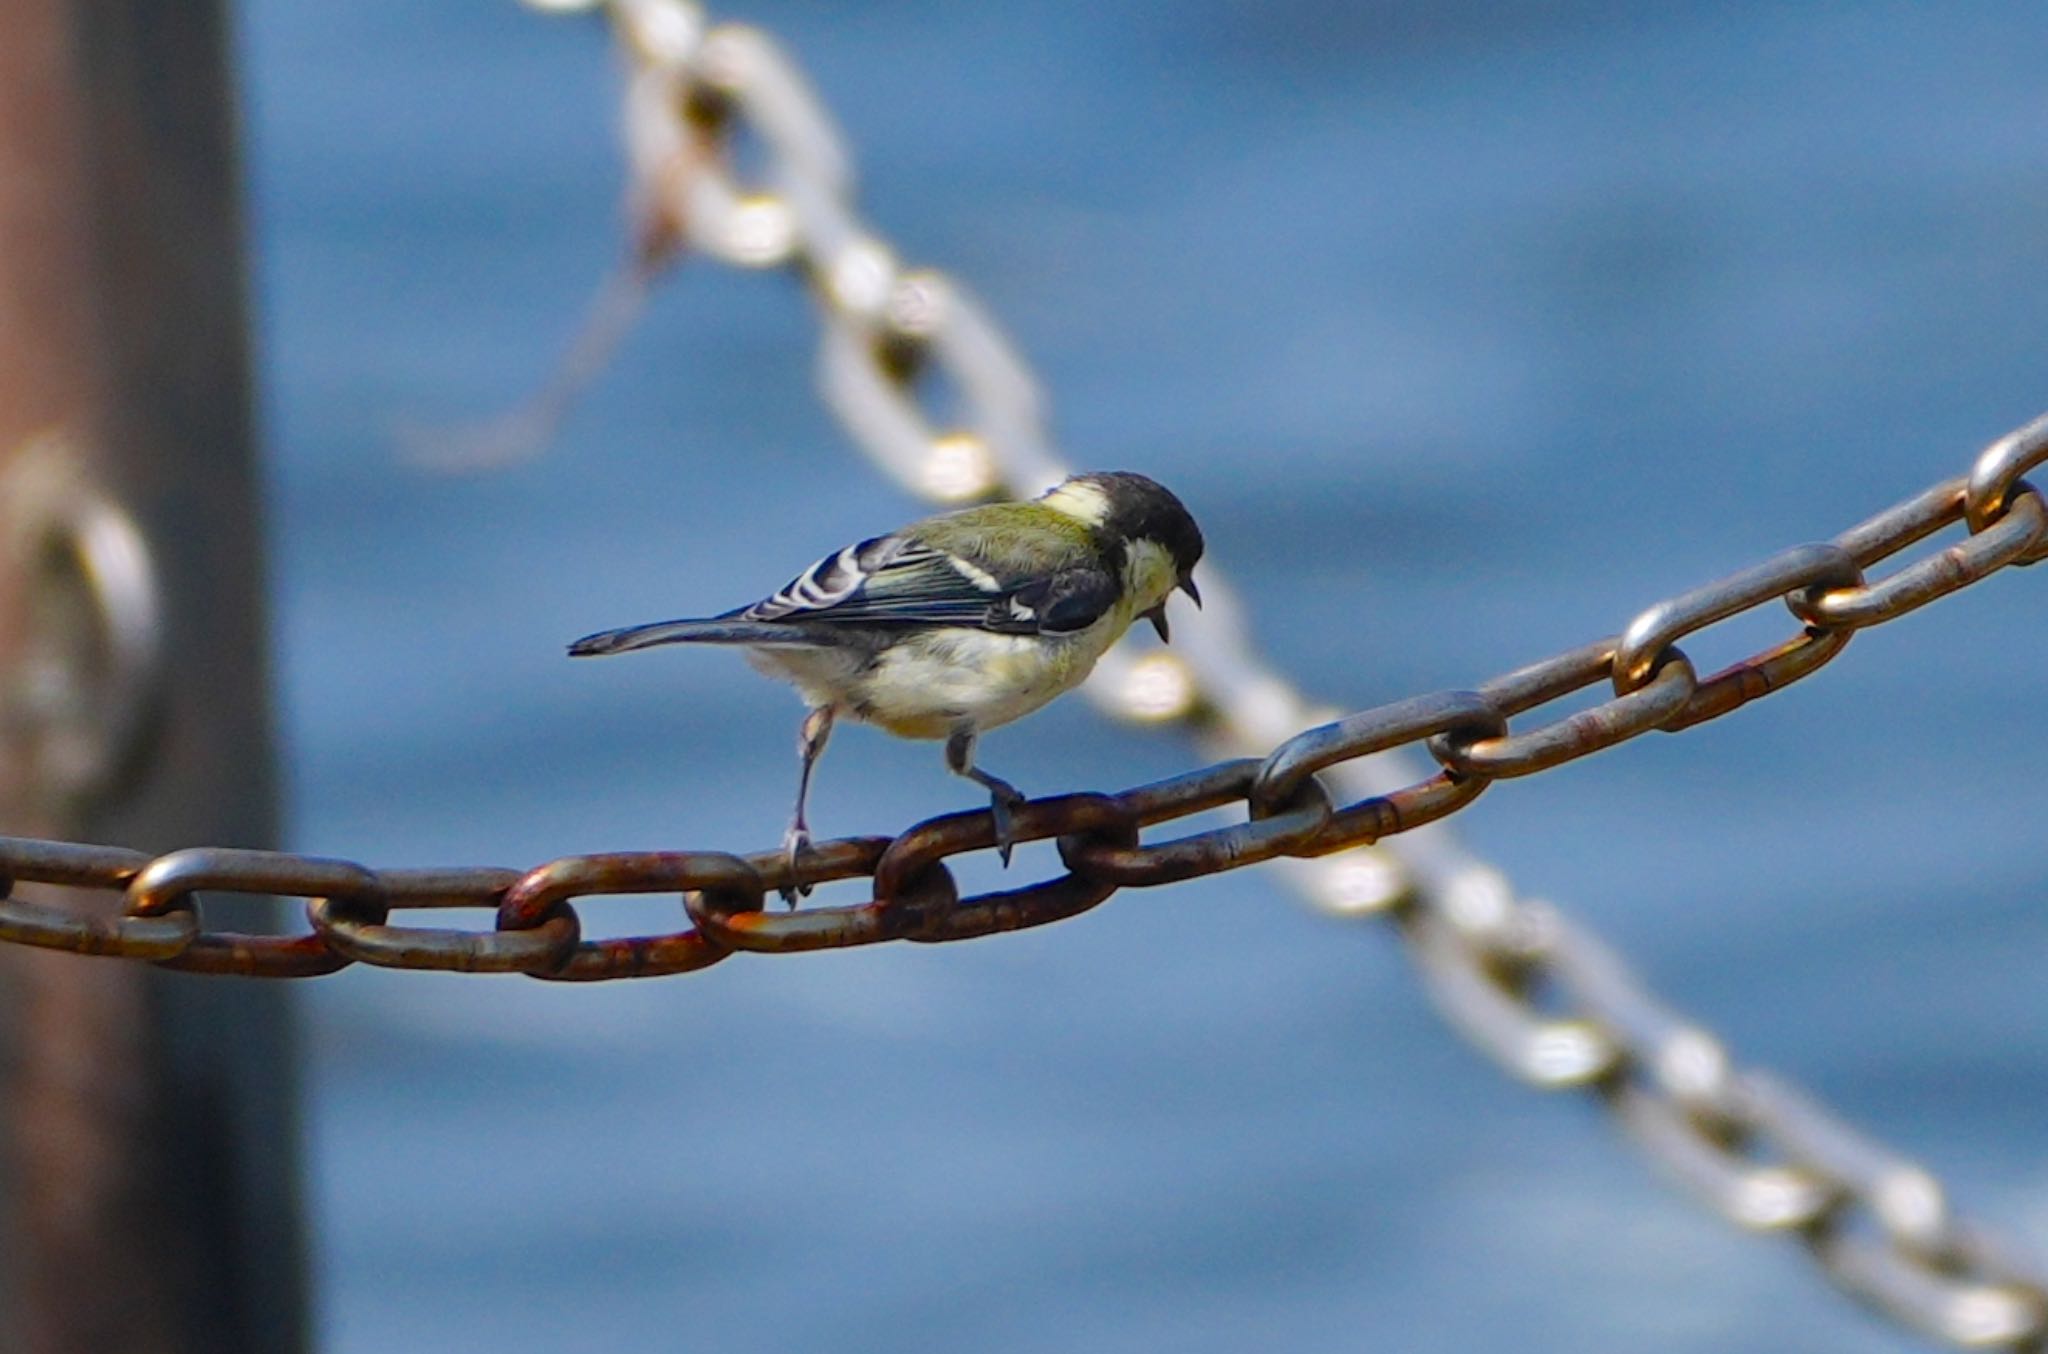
top-left (0, 1), bottom-right (2043, 1346)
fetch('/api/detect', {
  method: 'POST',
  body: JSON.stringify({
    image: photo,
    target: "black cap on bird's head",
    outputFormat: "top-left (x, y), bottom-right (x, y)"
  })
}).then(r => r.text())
top-left (1047, 470), bottom-right (1204, 641)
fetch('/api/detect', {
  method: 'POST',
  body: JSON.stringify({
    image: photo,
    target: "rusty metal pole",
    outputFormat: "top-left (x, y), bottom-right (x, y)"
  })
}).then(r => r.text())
top-left (0, 1), bottom-right (307, 1351)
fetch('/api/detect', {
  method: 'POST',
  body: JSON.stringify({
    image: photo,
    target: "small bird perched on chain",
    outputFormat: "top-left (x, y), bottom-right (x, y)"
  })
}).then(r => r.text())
top-left (568, 470), bottom-right (1204, 896)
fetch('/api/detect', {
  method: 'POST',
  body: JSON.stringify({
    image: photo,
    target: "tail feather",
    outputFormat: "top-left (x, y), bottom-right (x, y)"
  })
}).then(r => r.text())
top-left (567, 617), bottom-right (823, 656)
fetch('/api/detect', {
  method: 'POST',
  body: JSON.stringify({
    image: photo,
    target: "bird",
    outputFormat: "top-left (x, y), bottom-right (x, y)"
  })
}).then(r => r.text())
top-left (568, 470), bottom-right (1205, 898)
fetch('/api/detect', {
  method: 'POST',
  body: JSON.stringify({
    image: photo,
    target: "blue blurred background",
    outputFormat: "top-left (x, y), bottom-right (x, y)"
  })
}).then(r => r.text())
top-left (238, 3), bottom-right (2048, 1350)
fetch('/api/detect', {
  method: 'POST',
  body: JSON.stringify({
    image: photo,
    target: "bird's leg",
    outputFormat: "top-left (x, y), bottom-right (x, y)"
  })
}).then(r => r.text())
top-left (781, 704), bottom-right (837, 905)
top-left (945, 727), bottom-right (1026, 867)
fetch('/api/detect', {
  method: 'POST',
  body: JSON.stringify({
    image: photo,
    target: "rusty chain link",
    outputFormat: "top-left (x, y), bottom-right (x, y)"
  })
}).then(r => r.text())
top-left (4, 1), bottom-right (2045, 1346)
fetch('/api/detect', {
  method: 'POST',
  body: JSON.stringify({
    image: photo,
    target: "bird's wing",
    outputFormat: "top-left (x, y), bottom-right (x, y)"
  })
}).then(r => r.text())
top-left (997, 568), bottom-right (1120, 634)
top-left (738, 533), bottom-right (1117, 634)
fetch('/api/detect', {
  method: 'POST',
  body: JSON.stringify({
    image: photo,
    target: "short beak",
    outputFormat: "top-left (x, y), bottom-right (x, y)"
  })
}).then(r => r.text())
top-left (1144, 602), bottom-right (1170, 643)
top-left (1179, 575), bottom-right (1202, 608)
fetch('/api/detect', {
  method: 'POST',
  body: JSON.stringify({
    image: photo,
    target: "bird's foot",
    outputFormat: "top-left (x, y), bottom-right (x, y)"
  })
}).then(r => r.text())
top-left (779, 825), bottom-right (815, 907)
top-left (987, 782), bottom-right (1027, 867)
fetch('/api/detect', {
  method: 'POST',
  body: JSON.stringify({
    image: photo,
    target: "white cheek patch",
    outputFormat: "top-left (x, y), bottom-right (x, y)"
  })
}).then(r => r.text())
top-left (1124, 539), bottom-right (1176, 607)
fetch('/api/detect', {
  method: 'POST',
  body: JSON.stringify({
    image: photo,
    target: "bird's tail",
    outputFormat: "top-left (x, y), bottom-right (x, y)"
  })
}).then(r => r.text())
top-left (567, 617), bottom-right (822, 656)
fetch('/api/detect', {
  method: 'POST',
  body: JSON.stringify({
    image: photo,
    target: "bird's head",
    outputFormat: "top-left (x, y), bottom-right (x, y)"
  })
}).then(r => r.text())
top-left (1040, 471), bottom-right (1204, 641)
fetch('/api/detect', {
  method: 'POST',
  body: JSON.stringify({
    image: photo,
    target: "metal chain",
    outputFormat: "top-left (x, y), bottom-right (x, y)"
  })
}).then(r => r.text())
top-left (1, 429), bottom-right (2040, 981)
top-left (2, 410), bottom-right (2041, 978)
top-left (3, 1), bottom-right (2044, 1345)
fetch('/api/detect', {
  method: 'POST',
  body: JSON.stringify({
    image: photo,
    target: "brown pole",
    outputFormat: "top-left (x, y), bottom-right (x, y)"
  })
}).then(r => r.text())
top-left (0, 1), bottom-right (306, 1351)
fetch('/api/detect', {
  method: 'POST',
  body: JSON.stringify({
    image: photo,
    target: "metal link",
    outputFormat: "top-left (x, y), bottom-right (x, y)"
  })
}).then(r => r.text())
top-left (313, 898), bottom-right (563, 976)
top-left (0, 891), bottom-right (198, 961)
top-left (1817, 1238), bottom-right (2047, 1351)
top-left (309, 866), bottom-right (524, 971)
top-left (1264, 692), bottom-right (1509, 855)
top-left (660, 23), bottom-right (844, 268)
top-left (1614, 541), bottom-right (1862, 694)
top-left (1965, 409), bottom-right (2048, 563)
top-left (1798, 485), bottom-right (2048, 628)
top-left (1608, 1076), bottom-right (1843, 1231)
top-left (1432, 650), bottom-right (1698, 780)
top-left (1536, 904), bottom-right (1742, 1120)
top-left (499, 852), bottom-right (747, 978)
top-left (1398, 896), bottom-right (1620, 1090)
top-left (822, 275), bottom-right (1049, 503)
top-left (0, 833), bottom-right (149, 887)
top-left (1059, 763), bottom-right (1332, 888)
top-left (904, 795), bottom-right (1134, 943)
top-left (1256, 691), bottom-right (1499, 808)
top-left (127, 848), bottom-right (387, 978)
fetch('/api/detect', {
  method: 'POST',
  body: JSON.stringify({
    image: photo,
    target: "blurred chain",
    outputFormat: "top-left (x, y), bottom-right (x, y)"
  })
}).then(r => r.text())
top-left (2, 2), bottom-right (2043, 1346)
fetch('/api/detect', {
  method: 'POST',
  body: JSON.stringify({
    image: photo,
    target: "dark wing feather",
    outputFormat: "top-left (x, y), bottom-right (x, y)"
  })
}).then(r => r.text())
top-left (737, 534), bottom-right (1003, 626)
top-left (736, 533), bottom-right (1118, 634)
top-left (1001, 569), bottom-right (1119, 634)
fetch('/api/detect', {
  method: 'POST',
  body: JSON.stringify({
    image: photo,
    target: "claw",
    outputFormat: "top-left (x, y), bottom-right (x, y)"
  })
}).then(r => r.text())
top-left (945, 727), bottom-right (1026, 870)
top-left (780, 825), bottom-right (815, 906)
top-left (988, 784), bottom-right (1026, 867)
top-left (782, 705), bottom-right (836, 906)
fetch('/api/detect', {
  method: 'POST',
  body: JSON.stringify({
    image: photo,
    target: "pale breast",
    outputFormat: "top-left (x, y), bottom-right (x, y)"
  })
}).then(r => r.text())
top-left (854, 618), bottom-right (1124, 739)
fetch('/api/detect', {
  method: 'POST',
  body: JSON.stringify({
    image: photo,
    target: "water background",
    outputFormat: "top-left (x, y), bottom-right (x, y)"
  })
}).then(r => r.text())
top-left (238, 4), bottom-right (2048, 1350)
